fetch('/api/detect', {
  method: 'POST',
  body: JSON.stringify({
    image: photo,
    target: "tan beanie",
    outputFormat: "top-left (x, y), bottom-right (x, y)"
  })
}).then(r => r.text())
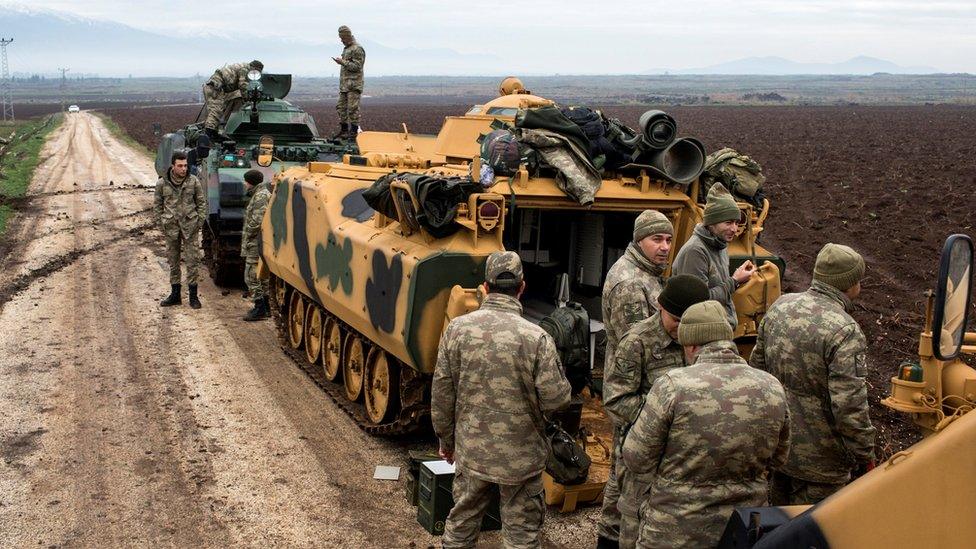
top-left (703, 183), bottom-right (741, 226)
top-left (633, 210), bottom-right (674, 243)
top-left (814, 243), bottom-right (865, 291)
top-left (677, 300), bottom-right (734, 346)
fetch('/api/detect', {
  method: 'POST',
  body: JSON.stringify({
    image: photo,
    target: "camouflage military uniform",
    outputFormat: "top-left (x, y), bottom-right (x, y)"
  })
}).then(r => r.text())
top-left (622, 340), bottom-right (791, 548)
top-left (241, 180), bottom-right (271, 301)
top-left (750, 280), bottom-right (876, 504)
top-left (203, 62), bottom-right (249, 130)
top-left (672, 224), bottom-right (737, 328)
top-left (602, 312), bottom-right (684, 548)
top-left (432, 291), bottom-right (571, 548)
top-left (598, 243), bottom-right (665, 542)
top-left (154, 168), bottom-right (207, 285)
top-left (336, 40), bottom-right (365, 125)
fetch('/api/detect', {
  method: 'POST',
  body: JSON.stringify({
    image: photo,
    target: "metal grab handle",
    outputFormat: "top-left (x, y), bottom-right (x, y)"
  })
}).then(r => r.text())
top-left (884, 451), bottom-right (913, 470)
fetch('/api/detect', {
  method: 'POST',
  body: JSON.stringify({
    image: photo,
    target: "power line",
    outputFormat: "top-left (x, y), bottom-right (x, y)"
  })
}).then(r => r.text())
top-left (58, 67), bottom-right (70, 113)
top-left (0, 38), bottom-right (13, 121)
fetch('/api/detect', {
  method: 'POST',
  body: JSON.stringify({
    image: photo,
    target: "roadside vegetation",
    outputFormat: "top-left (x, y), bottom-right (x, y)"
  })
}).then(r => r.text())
top-left (92, 111), bottom-right (153, 158)
top-left (0, 114), bottom-right (63, 235)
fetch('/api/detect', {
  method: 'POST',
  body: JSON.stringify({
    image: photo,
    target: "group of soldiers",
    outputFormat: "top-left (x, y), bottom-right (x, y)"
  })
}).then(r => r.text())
top-left (431, 183), bottom-right (875, 548)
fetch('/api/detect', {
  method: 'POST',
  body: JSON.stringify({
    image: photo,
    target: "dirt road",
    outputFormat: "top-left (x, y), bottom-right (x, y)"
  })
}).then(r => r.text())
top-left (0, 112), bottom-right (598, 547)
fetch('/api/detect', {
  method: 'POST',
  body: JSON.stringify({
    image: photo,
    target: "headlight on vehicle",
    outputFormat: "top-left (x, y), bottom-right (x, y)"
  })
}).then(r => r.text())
top-left (247, 69), bottom-right (262, 81)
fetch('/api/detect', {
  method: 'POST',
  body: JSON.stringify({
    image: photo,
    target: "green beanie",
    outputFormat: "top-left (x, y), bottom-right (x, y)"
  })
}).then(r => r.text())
top-left (659, 275), bottom-right (709, 318)
top-left (814, 243), bottom-right (865, 291)
top-left (677, 300), bottom-right (733, 346)
top-left (633, 210), bottom-right (673, 243)
top-left (703, 183), bottom-right (741, 226)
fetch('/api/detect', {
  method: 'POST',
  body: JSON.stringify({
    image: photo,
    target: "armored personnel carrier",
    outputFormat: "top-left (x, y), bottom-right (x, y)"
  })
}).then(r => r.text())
top-left (154, 72), bottom-right (357, 285)
top-left (259, 85), bottom-right (783, 434)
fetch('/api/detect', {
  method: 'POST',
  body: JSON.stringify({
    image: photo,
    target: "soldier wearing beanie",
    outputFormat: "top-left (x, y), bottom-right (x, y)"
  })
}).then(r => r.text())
top-left (603, 275), bottom-right (708, 548)
top-left (240, 169), bottom-right (272, 320)
top-left (332, 25), bottom-right (366, 139)
top-left (672, 183), bottom-right (755, 329)
top-left (598, 209), bottom-right (673, 547)
top-left (750, 242), bottom-right (876, 505)
top-left (623, 300), bottom-right (790, 549)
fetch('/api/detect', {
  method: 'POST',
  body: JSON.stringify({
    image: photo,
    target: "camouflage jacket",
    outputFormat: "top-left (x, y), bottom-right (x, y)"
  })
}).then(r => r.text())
top-left (208, 62), bottom-right (249, 95)
top-left (153, 169), bottom-right (207, 237)
top-left (622, 340), bottom-right (791, 548)
top-left (431, 293), bottom-right (572, 484)
top-left (601, 243), bottom-right (665, 365)
top-left (241, 181), bottom-right (271, 259)
top-left (338, 42), bottom-right (365, 92)
top-left (749, 280), bottom-right (876, 483)
top-left (672, 224), bottom-right (737, 329)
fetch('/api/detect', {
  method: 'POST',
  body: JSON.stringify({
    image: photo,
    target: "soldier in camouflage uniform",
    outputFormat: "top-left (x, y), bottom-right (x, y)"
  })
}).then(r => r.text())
top-left (432, 251), bottom-right (571, 548)
top-left (622, 300), bottom-right (791, 549)
top-left (202, 60), bottom-right (263, 136)
top-left (750, 243), bottom-right (876, 505)
top-left (241, 170), bottom-right (272, 321)
top-left (332, 25), bottom-right (365, 139)
top-left (154, 151), bottom-right (207, 309)
top-left (672, 183), bottom-right (755, 329)
top-left (602, 275), bottom-right (709, 548)
top-left (598, 209), bottom-right (673, 548)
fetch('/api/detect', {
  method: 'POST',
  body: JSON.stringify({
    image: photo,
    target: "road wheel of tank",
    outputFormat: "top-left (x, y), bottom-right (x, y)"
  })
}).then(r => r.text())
top-left (364, 348), bottom-right (399, 424)
top-left (342, 335), bottom-right (366, 402)
top-left (287, 291), bottom-right (306, 350)
top-left (322, 318), bottom-right (342, 382)
top-left (304, 305), bottom-right (324, 364)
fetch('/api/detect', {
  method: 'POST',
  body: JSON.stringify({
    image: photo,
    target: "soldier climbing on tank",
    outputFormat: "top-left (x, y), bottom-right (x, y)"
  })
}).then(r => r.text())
top-left (332, 25), bottom-right (365, 139)
top-left (241, 169), bottom-right (272, 321)
top-left (154, 151), bottom-right (207, 309)
top-left (202, 60), bottom-right (264, 141)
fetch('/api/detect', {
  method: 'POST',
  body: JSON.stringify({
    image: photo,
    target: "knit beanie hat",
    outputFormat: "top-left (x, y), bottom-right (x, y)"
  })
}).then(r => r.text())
top-left (677, 300), bottom-right (733, 346)
top-left (702, 183), bottom-right (741, 226)
top-left (814, 243), bottom-right (865, 291)
top-left (243, 169), bottom-right (263, 186)
top-left (659, 275), bottom-right (710, 318)
top-left (633, 210), bottom-right (673, 243)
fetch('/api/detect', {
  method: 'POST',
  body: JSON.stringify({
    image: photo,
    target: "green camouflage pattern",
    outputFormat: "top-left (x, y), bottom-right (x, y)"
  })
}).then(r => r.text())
top-left (749, 280), bottom-right (876, 484)
top-left (208, 62), bottom-right (250, 94)
top-left (485, 251), bottom-right (523, 285)
top-left (203, 62), bottom-right (249, 130)
top-left (336, 90), bottom-right (362, 125)
top-left (338, 42), bottom-right (365, 92)
top-left (519, 127), bottom-right (602, 206)
top-left (444, 471), bottom-right (545, 549)
top-left (241, 181), bottom-right (272, 259)
top-left (621, 340), bottom-right (791, 549)
top-left (769, 470), bottom-right (846, 506)
top-left (672, 223), bottom-right (737, 329)
top-left (244, 258), bottom-right (267, 300)
top-left (431, 293), bottom-right (571, 484)
top-left (154, 170), bottom-right (207, 284)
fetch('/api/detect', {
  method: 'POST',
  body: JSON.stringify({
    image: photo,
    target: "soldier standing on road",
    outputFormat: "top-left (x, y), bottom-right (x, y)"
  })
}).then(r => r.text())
top-left (432, 251), bottom-right (571, 548)
top-left (332, 25), bottom-right (365, 139)
top-left (154, 151), bottom-right (207, 309)
top-left (602, 275), bottom-right (709, 549)
top-left (202, 60), bottom-right (264, 139)
top-left (750, 243), bottom-right (877, 505)
top-left (622, 300), bottom-right (791, 549)
top-left (672, 183), bottom-right (755, 330)
top-left (598, 209), bottom-right (673, 549)
top-left (240, 169), bottom-right (272, 321)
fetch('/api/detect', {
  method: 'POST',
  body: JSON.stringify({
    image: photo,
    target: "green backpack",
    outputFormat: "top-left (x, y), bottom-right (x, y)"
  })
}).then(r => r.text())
top-left (540, 302), bottom-right (591, 395)
top-left (703, 147), bottom-right (765, 199)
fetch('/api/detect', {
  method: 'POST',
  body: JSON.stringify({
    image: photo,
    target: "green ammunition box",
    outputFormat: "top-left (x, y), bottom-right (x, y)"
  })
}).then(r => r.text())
top-left (406, 450), bottom-right (442, 506)
top-left (417, 461), bottom-right (501, 535)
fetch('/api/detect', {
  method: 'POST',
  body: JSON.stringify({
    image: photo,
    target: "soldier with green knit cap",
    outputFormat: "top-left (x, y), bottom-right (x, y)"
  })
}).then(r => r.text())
top-left (597, 209), bottom-right (673, 548)
top-left (672, 183), bottom-right (753, 329)
top-left (622, 300), bottom-right (791, 549)
top-left (750, 242), bottom-right (876, 505)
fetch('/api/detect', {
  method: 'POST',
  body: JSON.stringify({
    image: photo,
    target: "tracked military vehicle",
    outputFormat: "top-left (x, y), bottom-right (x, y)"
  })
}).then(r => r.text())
top-left (154, 72), bottom-right (358, 285)
top-left (259, 83), bottom-right (784, 435)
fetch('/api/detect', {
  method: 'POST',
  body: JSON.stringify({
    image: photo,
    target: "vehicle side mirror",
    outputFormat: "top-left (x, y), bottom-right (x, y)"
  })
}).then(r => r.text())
top-left (932, 234), bottom-right (973, 361)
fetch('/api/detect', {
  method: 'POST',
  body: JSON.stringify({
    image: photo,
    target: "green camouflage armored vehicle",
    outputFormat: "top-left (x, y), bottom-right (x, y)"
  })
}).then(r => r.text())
top-left (154, 72), bottom-right (358, 285)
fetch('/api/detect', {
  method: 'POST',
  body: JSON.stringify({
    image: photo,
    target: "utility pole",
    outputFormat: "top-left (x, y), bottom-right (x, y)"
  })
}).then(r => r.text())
top-left (0, 38), bottom-right (13, 121)
top-left (58, 67), bottom-right (70, 113)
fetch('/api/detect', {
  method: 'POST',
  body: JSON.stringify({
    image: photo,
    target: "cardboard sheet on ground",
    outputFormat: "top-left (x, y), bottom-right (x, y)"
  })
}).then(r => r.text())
top-left (373, 465), bottom-right (401, 480)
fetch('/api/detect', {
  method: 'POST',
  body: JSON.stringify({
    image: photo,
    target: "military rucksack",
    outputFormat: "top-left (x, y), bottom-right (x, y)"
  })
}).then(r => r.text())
top-left (703, 147), bottom-right (765, 199)
top-left (545, 421), bottom-right (591, 485)
top-left (540, 302), bottom-right (591, 395)
top-left (480, 129), bottom-right (521, 176)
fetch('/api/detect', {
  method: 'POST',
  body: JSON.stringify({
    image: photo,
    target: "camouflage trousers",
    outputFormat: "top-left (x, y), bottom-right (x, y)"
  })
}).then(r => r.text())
top-left (244, 257), bottom-right (268, 301)
top-left (769, 471), bottom-right (845, 506)
top-left (596, 436), bottom-right (621, 542)
top-left (336, 90), bottom-right (361, 125)
top-left (443, 470), bottom-right (545, 549)
top-left (617, 460), bottom-right (653, 549)
top-left (164, 228), bottom-right (201, 285)
top-left (203, 82), bottom-right (243, 131)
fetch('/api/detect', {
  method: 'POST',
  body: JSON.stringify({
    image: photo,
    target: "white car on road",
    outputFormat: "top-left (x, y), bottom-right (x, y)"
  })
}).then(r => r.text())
top-left (67, 105), bottom-right (80, 113)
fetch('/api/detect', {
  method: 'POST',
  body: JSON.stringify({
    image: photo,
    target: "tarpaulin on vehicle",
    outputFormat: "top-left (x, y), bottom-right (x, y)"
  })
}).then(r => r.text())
top-left (363, 172), bottom-right (482, 238)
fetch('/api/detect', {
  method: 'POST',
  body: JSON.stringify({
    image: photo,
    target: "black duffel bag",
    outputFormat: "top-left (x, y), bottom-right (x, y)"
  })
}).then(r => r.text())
top-left (545, 421), bottom-right (591, 485)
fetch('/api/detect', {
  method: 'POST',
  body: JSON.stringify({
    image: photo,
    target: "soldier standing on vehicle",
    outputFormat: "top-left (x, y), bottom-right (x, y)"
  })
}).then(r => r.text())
top-left (602, 275), bottom-right (709, 548)
top-left (154, 151), bottom-right (207, 309)
top-left (622, 300), bottom-right (791, 549)
top-left (750, 243), bottom-right (877, 505)
top-left (598, 209), bottom-right (673, 548)
top-left (202, 60), bottom-right (264, 140)
top-left (240, 169), bottom-right (272, 321)
top-left (672, 183), bottom-right (755, 329)
top-left (332, 25), bottom-right (365, 139)
top-left (432, 251), bottom-right (571, 548)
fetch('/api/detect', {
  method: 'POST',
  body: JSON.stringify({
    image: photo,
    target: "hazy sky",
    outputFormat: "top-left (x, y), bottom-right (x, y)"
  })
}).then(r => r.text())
top-left (10, 0), bottom-right (976, 73)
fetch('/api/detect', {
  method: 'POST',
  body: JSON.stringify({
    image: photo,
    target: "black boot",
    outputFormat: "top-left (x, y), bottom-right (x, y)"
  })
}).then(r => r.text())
top-left (347, 124), bottom-right (359, 139)
top-left (332, 122), bottom-right (348, 140)
top-left (160, 284), bottom-right (181, 307)
top-left (188, 284), bottom-right (202, 309)
top-left (596, 536), bottom-right (619, 549)
top-left (243, 297), bottom-right (270, 321)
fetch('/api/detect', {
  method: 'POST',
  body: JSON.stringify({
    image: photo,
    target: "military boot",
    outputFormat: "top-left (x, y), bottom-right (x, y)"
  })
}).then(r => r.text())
top-left (332, 123), bottom-right (348, 140)
top-left (243, 297), bottom-right (270, 321)
top-left (347, 124), bottom-right (359, 139)
top-left (596, 536), bottom-right (619, 549)
top-left (188, 284), bottom-right (202, 309)
top-left (160, 284), bottom-right (181, 307)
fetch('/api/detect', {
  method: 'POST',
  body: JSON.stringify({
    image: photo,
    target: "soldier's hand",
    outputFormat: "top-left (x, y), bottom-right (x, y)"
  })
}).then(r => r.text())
top-left (733, 260), bottom-right (756, 284)
top-left (332, 56), bottom-right (343, 65)
top-left (439, 446), bottom-right (454, 465)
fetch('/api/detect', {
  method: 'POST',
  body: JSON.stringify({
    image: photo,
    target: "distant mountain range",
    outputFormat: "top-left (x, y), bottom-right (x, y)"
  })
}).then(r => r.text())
top-left (646, 55), bottom-right (938, 75)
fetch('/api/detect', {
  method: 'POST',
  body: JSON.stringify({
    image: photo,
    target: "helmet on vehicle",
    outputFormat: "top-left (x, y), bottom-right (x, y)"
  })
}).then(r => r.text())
top-left (498, 76), bottom-right (529, 96)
